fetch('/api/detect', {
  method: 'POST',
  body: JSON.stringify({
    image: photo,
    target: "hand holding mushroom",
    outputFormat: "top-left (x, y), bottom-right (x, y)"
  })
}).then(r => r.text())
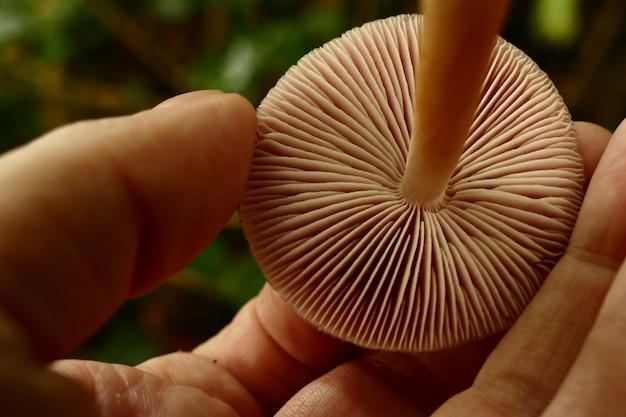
top-left (0, 93), bottom-right (622, 417)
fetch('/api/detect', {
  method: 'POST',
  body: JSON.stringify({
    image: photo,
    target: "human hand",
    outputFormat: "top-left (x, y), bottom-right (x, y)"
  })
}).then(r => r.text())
top-left (174, 119), bottom-right (617, 417)
top-left (0, 90), bottom-right (257, 416)
top-left (178, 119), bottom-right (621, 417)
top-left (0, 87), bottom-right (622, 416)
top-left (56, 119), bottom-right (621, 417)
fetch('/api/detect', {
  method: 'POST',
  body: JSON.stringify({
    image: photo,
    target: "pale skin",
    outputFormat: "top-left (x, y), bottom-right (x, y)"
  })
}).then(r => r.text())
top-left (0, 89), bottom-right (622, 417)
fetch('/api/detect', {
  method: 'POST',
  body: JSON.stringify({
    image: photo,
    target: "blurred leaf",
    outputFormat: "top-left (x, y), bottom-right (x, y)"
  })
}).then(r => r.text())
top-left (195, 4), bottom-right (347, 103)
top-left (0, 91), bottom-right (43, 151)
top-left (0, 9), bottom-right (28, 42)
top-left (531, 0), bottom-right (581, 47)
top-left (302, 5), bottom-right (346, 41)
top-left (148, 0), bottom-right (195, 22)
top-left (75, 315), bottom-right (161, 365)
top-left (188, 231), bottom-right (266, 307)
top-left (220, 36), bottom-right (260, 94)
top-left (39, 31), bottom-right (72, 62)
top-left (123, 79), bottom-right (151, 109)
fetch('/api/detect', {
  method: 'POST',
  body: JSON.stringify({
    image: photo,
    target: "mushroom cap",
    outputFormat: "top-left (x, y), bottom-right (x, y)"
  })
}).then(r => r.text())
top-left (239, 14), bottom-right (584, 352)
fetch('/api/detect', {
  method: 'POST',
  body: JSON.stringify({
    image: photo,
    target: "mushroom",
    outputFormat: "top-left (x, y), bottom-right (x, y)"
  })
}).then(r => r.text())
top-left (239, 10), bottom-right (584, 351)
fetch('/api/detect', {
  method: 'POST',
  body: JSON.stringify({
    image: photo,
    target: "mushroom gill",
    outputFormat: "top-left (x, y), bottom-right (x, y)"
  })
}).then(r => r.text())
top-left (239, 14), bottom-right (584, 352)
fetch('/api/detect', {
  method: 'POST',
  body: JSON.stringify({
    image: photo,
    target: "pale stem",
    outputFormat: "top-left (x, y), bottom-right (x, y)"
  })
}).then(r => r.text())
top-left (401, 0), bottom-right (509, 206)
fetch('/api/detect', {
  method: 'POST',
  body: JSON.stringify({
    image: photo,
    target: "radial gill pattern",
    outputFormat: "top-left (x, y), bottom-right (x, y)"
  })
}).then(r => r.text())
top-left (239, 14), bottom-right (584, 352)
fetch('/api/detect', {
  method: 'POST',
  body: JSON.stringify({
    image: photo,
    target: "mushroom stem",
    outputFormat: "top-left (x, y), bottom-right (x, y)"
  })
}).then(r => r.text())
top-left (401, 0), bottom-right (509, 206)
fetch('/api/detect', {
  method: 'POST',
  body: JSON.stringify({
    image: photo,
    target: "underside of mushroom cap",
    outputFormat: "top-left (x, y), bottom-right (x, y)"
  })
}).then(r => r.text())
top-left (239, 14), bottom-right (584, 352)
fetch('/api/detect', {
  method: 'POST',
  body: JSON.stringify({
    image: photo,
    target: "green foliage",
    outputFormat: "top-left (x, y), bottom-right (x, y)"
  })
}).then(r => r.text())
top-left (188, 229), bottom-right (265, 308)
top-left (531, 0), bottom-right (581, 47)
top-left (191, 4), bottom-right (346, 103)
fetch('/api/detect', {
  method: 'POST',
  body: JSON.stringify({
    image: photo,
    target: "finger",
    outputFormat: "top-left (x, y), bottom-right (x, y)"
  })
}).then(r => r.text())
top-left (433, 118), bottom-right (626, 416)
top-left (192, 285), bottom-right (356, 415)
top-left (414, 332), bottom-right (503, 394)
top-left (53, 359), bottom-right (245, 417)
top-left (276, 354), bottom-right (435, 417)
top-left (573, 121), bottom-right (612, 187)
top-left (568, 118), bottom-right (626, 265)
top-left (543, 260), bottom-right (626, 416)
top-left (0, 91), bottom-right (256, 360)
top-left (541, 120), bottom-right (626, 416)
top-left (275, 346), bottom-right (465, 417)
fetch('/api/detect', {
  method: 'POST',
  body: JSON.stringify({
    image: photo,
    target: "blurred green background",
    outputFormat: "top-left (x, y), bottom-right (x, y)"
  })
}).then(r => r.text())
top-left (0, 0), bottom-right (624, 365)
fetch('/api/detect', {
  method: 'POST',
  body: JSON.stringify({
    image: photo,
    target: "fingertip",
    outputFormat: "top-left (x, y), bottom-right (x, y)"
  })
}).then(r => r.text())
top-left (217, 92), bottom-right (257, 169)
top-left (220, 92), bottom-right (257, 119)
top-left (573, 121), bottom-right (612, 186)
top-left (152, 90), bottom-right (257, 177)
top-left (126, 92), bottom-right (257, 295)
top-left (255, 285), bottom-right (356, 369)
top-left (569, 117), bottom-right (626, 267)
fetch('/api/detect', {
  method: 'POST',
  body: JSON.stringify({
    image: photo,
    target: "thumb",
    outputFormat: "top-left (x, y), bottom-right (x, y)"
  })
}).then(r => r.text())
top-left (0, 90), bottom-right (256, 360)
